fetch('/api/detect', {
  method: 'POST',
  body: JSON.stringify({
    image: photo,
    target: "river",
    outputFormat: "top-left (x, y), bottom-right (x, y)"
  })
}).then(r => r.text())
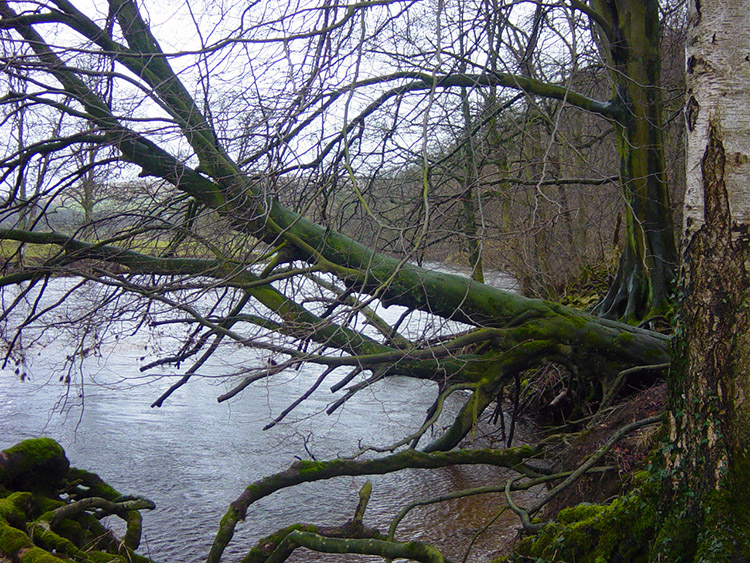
top-left (0, 264), bottom-right (536, 562)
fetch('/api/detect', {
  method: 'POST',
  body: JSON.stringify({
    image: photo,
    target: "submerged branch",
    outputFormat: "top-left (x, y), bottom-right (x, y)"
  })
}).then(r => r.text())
top-left (387, 466), bottom-right (616, 542)
top-left (46, 496), bottom-right (155, 526)
top-left (209, 445), bottom-right (540, 563)
top-left (266, 531), bottom-right (446, 563)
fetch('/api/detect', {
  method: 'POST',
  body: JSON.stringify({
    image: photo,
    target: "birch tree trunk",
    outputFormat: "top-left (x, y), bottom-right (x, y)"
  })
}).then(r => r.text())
top-left (661, 1), bottom-right (750, 559)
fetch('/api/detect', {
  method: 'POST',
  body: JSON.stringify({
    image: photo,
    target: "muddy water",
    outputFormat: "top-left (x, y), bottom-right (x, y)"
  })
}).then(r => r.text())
top-left (0, 269), bottom-right (539, 562)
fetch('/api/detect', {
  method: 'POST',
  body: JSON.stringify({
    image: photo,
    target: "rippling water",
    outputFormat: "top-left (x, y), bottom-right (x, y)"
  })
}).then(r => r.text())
top-left (0, 266), bottom-right (537, 562)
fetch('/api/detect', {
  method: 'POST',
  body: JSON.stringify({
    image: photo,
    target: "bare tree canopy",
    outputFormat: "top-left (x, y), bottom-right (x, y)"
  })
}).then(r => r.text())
top-left (0, 0), bottom-right (671, 419)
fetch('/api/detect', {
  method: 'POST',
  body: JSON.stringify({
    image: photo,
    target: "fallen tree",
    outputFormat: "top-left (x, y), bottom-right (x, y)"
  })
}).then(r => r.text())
top-left (0, 0), bottom-right (670, 433)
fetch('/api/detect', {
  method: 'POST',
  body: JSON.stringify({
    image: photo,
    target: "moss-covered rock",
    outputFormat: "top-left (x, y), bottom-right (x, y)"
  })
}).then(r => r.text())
top-left (508, 483), bottom-right (659, 563)
top-left (0, 438), bottom-right (69, 495)
top-left (0, 438), bottom-right (156, 563)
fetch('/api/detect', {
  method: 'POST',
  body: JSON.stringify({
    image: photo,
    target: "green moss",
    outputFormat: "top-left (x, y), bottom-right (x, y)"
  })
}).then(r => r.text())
top-left (295, 460), bottom-right (327, 474)
top-left (65, 467), bottom-right (121, 500)
top-left (241, 524), bottom-right (318, 563)
top-left (2, 439), bottom-right (65, 469)
top-left (0, 493), bottom-right (30, 524)
top-left (123, 510), bottom-right (143, 549)
top-left (29, 524), bottom-right (82, 558)
top-left (557, 503), bottom-right (605, 524)
top-left (0, 520), bottom-right (33, 554)
top-left (0, 438), bottom-right (69, 494)
top-left (55, 517), bottom-right (96, 549)
top-left (617, 331), bottom-right (635, 344)
top-left (19, 545), bottom-right (65, 563)
top-left (513, 486), bottom-right (660, 563)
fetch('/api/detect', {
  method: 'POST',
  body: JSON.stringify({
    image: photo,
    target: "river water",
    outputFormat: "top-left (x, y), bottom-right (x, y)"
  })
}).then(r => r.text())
top-left (0, 265), bottom-right (535, 562)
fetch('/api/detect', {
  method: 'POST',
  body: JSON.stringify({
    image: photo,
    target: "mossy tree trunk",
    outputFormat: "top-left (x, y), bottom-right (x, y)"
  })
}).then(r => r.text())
top-left (591, 0), bottom-right (679, 321)
top-left (658, 1), bottom-right (750, 559)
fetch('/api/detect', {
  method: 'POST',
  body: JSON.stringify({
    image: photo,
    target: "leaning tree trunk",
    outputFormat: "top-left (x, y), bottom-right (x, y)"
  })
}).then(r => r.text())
top-left (591, 0), bottom-right (679, 322)
top-left (659, 1), bottom-right (750, 559)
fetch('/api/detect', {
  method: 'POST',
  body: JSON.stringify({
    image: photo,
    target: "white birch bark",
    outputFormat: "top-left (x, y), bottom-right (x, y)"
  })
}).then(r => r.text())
top-left (684, 0), bottom-right (750, 232)
top-left (664, 2), bottom-right (750, 558)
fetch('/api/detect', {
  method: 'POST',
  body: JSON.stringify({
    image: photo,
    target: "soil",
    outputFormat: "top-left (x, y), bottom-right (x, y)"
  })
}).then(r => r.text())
top-left (542, 382), bottom-right (667, 517)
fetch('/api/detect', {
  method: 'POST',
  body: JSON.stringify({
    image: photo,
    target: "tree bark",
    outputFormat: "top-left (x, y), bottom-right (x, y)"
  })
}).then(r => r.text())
top-left (660, 1), bottom-right (750, 559)
top-left (591, 0), bottom-right (679, 321)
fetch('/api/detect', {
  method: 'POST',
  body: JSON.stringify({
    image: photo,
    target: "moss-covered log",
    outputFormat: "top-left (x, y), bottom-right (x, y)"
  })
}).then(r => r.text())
top-left (0, 0), bottom-right (672, 437)
top-left (0, 226), bottom-right (671, 443)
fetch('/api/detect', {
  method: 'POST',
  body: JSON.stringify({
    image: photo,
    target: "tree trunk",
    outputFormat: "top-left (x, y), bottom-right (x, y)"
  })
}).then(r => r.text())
top-left (460, 86), bottom-right (485, 283)
top-left (660, 1), bottom-right (750, 559)
top-left (591, 0), bottom-right (679, 321)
